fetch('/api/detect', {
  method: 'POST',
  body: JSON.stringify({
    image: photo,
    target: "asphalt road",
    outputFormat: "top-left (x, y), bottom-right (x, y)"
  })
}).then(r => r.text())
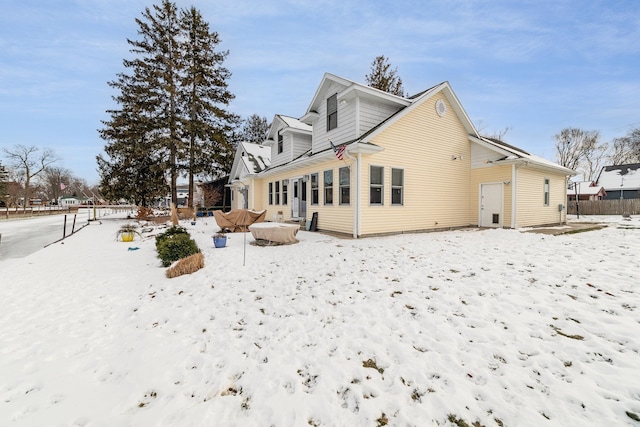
top-left (0, 214), bottom-right (88, 261)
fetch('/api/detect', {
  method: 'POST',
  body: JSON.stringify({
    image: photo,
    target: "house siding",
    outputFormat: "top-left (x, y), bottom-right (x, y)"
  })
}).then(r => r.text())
top-left (291, 133), bottom-right (312, 159)
top-left (254, 159), bottom-right (355, 234)
top-left (358, 97), bottom-right (403, 137)
top-left (516, 168), bottom-right (567, 227)
top-left (471, 164), bottom-right (513, 227)
top-left (359, 93), bottom-right (473, 235)
top-left (471, 143), bottom-right (507, 169)
top-left (269, 131), bottom-right (293, 167)
top-left (311, 81), bottom-right (356, 153)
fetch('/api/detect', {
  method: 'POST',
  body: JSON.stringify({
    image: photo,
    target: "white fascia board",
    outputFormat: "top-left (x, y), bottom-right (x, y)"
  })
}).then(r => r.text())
top-left (337, 84), bottom-right (410, 107)
top-left (347, 142), bottom-right (384, 155)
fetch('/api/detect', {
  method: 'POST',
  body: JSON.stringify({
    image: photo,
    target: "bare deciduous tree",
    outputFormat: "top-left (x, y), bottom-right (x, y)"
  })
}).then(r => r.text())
top-left (2, 144), bottom-right (58, 207)
top-left (582, 140), bottom-right (609, 182)
top-left (554, 128), bottom-right (601, 179)
top-left (609, 127), bottom-right (640, 165)
top-left (43, 166), bottom-right (73, 203)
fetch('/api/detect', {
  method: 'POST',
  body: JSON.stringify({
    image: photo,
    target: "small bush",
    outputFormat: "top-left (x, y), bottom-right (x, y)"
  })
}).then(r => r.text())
top-left (136, 206), bottom-right (154, 219)
top-left (155, 226), bottom-right (189, 247)
top-left (156, 231), bottom-right (199, 267)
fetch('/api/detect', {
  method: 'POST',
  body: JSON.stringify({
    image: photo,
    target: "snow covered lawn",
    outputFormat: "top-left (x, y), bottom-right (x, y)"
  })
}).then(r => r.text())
top-left (1, 215), bottom-right (639, 426)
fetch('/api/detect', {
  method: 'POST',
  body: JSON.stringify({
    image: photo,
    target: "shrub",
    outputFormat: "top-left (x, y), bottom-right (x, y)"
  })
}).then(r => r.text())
top-left (136, 206), bottom-right (154, 219)
top-left (155, 226), bottom-right (189, 247)
top-left (156, 229), bottom-right (199, 267)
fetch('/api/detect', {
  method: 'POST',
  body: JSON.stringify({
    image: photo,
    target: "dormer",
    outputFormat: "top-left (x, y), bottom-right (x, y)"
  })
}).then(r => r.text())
top-left (300, 73), bottom-right (411, 154)
top-left (264, 114), bottom-right (312, 167)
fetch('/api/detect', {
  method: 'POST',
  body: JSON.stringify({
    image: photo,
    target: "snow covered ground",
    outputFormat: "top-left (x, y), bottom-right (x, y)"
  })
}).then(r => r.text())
top-left (1, 213), bottom-right (639, 426)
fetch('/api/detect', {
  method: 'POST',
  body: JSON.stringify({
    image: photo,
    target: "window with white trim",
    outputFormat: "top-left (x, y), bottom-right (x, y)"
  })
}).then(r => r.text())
top-left (370, 166), bottom-right (384, 205)
top-left (391, 168), bottom-right (404, 205)
top-left (324, 169), bottom-right (333, 205)
top-left (327, 94), bottom-right (337, 131)
top-left (268, 182), bottom-right (273, 205)
top-left (282, 180), bottom-right (288, 205)
top-left (310, 173), bottom-right (319, 205)
top-left (275, 181), bottom-right (280, 205)
top-left (339, 166), bottom-right (350, 205)
top-left (277, 132), bottom-right (283, 154)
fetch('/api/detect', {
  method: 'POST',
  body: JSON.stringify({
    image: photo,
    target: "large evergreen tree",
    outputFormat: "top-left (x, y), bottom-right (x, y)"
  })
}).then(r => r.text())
top-left (98, 65), bottom-right (168, 206)
top-left (240, 114), bottom-right (270, 144)
top-left (179, 6), bottom-right (238, 208)
top-left (365, 55), bottom-right (405, 97)
top-left (98, 1), bottom-right (237, 208)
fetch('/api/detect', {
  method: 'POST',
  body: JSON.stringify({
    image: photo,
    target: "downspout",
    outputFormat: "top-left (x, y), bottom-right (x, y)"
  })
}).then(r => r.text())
top-left (344, 151), bottom-right (359, 238)
top-left (248, 178), bottom-right (254, 210)
top-left (357, 152), bottom-right (362, 237)
top-left (511, 163), bottom-right (518, 228)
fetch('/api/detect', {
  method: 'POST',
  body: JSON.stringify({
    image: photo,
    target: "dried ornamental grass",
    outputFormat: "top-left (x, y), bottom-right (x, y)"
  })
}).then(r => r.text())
top-left (165, 252), bottom-right (204, 278)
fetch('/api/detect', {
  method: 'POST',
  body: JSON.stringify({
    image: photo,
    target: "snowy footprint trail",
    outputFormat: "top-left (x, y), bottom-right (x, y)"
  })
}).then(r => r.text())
top-left (1, 216), bottom-right (639, 426)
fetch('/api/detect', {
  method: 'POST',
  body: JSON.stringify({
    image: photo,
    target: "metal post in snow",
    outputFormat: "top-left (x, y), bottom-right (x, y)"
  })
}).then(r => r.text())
top-left (63, 215), bottom-right (67, 239)
top-left (72, 214), bottom-right (77, 234)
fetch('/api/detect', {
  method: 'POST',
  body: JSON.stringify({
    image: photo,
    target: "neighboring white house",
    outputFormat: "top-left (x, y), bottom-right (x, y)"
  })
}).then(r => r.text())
top-left (58, 196), bottom-right (87, 207)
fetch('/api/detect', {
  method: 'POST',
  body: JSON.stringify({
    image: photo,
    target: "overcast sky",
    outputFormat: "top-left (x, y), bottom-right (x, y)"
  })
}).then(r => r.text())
top-left (1, 0), bottom-right (639, 185)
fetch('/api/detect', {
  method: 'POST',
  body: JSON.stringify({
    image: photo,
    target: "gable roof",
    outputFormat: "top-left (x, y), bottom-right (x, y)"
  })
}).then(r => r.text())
top-left (278, 115), bottom-right (312, 132)
top-left (256, 73), bottom-right (573, 177)
top-left (469, 135), bottom-right (575, 175)
top-left (229, 141), bottom-right (271, 180)
top-left (567, 181), bottom-right (606, 196)
top-left (241, 142), bottom-right (270, 173)
top-left (266, 114), bottom-right (312, 144)
top-left (360, 81), bottom-right (479, 142)
top-left (303, 73), bottom-right (410, 119)
top-left (596, 163), bottom-right (640, 190)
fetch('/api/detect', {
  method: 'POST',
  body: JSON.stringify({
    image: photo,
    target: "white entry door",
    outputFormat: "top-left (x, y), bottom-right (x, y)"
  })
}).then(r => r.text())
top-left (290, 178), bottom-right (307, 220)
top-left (480, 183), bottom-right (503, 228)
top-left (292, 178), bottom-right (300, 218)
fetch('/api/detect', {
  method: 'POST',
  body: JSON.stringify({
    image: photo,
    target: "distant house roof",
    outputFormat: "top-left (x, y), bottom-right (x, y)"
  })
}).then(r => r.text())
top-left (567, 182), bottom-right (606, 196)
top-left (596, 163), bottom-right (640, 190)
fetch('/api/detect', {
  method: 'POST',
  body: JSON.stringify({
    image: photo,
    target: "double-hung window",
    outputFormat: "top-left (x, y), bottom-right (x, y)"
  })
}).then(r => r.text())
top-left (268, 182), bottom-right (273, 205)
top-left (339, 166), bottom-right (350, 205)
top-left (282, 180), bottom-right (288, 205)
top-left (324, 169), bottom-right (333, 205)
top-left (310, 173), bottom-right (319, 205)
top-left (370, 166), bottom-right (384, 205)
top-left (275, 181), bottom-right (280, 205)
top-left (391, 168), bottom-right (404, 205)
top-left (327, 94), bottom-right (337, 131)
top-left (277, 132), bottom-right (283, 154)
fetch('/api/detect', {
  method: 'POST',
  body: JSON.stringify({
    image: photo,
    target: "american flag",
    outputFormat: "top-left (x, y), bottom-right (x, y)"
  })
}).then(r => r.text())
top-left (330, 140), bottom-right (346, 161)
top-left (60, 182), bottom-right (66, 190)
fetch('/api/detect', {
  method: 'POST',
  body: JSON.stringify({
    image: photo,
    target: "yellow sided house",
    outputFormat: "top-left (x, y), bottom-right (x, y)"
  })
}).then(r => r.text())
top-left (229, 73), bottom-right (574, 237)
